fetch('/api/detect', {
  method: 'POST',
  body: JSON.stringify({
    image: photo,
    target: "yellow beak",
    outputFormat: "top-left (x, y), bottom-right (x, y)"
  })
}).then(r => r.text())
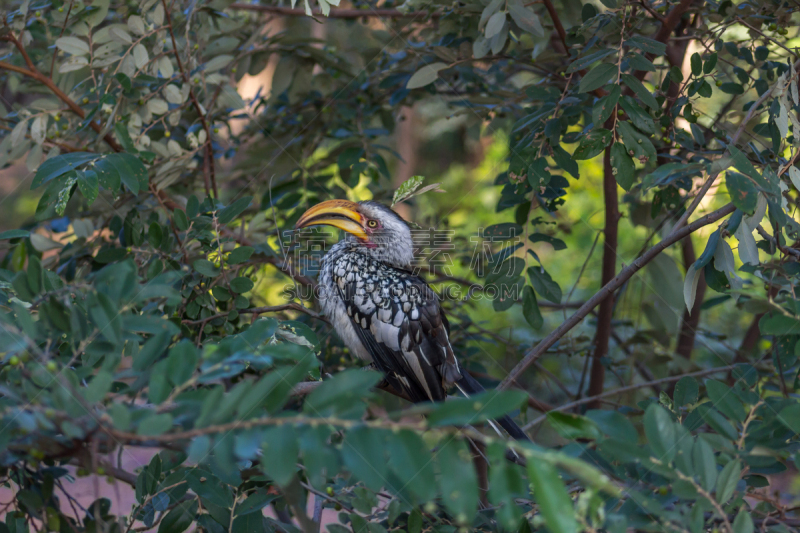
top-left (294, 199), bottom-right (368, 241)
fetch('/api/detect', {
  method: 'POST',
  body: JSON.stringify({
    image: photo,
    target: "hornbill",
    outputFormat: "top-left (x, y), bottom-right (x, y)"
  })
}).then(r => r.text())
top-left (295, 199), bottom-right (529, 442)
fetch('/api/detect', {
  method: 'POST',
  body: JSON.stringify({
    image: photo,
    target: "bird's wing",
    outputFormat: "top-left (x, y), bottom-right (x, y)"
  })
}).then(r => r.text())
top-left (334, 262), bottom-right (461, 403)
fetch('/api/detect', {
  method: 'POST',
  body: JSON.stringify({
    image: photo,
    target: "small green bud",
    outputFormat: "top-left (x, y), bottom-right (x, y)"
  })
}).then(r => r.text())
top-left (9, 356), bottom-right (19, 366)
top-left (46, 361), bottom-right (57, 372)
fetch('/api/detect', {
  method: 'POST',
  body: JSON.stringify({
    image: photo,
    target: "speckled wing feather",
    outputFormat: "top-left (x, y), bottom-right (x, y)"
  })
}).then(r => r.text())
top-left (331, 251), bottom-right (462, 403)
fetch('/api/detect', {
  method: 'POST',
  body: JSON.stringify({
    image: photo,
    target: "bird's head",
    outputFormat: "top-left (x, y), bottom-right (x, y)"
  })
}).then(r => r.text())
top-left (295, 199), bottom-right (414, 268)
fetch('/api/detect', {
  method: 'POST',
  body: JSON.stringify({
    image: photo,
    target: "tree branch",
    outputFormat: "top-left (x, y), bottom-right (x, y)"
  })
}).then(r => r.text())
top-left (585, 147), bottom-right (619, 407)
top-left (0, 35), bottom-right (122, 152)
top-left (523, 364), bottom-right (736, 429)
top-left (499, 203), bottom-right (736, 390)
top-left (541, 0), bottom-right (568, 54)
top-left (161, 0), bottom-right (218, 199)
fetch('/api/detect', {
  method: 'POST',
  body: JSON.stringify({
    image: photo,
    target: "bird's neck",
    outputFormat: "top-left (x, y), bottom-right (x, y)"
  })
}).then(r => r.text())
top-left (323, 240), bottom-right (413, 270)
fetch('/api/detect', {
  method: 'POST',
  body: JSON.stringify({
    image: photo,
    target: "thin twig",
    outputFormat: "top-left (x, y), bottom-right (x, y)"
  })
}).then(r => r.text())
top-left (160, 0), bottom-right (217, 198)
top-left (523, 364), bottom-right (736, 429)
top-left (0, 35), bottom-right (122, 152)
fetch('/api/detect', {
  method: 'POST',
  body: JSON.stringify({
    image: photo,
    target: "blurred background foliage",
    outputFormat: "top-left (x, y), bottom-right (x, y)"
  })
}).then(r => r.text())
top-left (1, 0), bottom-right (800, 532)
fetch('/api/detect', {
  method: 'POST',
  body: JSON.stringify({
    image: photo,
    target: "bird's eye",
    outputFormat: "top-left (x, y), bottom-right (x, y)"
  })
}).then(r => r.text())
top-left (367, 220), bottom-right (378, 228)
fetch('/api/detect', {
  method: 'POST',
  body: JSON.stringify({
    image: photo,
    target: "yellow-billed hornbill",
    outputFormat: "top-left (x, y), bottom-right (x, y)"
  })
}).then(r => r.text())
top-left (296, 199), bottom-right (529, 441)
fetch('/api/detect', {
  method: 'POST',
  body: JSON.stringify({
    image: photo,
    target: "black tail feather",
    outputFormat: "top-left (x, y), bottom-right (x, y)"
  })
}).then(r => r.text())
top-left (456, 370), bottom-right (531, 442)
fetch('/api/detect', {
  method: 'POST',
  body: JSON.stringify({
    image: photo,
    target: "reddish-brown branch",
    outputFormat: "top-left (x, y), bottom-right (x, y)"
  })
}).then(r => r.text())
top-left (0, 35), bottom-right (122, 152)
top-left (499, 203), bottom-right (736, 391)
top-left (541, 0), bottom-right (568, 54)
top-left (229, 3), bottom-right (441, 18)
top-left (585, 147), bottom-right (619, 406)
top-left (161, 0), bottom-right (218, 199)
top-left (635, 0), bottom-right (695, 83)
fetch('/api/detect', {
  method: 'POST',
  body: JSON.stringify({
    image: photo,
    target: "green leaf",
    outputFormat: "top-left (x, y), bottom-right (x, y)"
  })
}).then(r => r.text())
top-left (551, 145), bottom-right (579, 179)
top-left (93, 157), bottom-right (121, 191)
top-left (218, 196), bottom-right (252, 225)
top-left (617, 121), bottom-right (657, 162)
top-left (138, 413), bottom-right (173, 436)
top-left (705, 380), bottom-right (745, 422)
top-left (83, 370), bottom-right (113, 403)
top-left (586, 410), bottom-right (637, 442)
top-left (260, 425), bottom-right (299, 486)
top-left (427, 389), bottom-right (527, 427)
top-left (644, 404), bottom-right (677, 463)
top-left (592, 84), bottom-right (621, 126)
top-left (579, 63), bottom-right (617, 93)
top-left (547, 412), bottom-right (602, 440)
top-left (157, 500), bottom-right (197, 533)
top-left (341, 426), bottom-right (388, 492)
top-left (625, 35), bottom-right (667, 55)
top-left (230, 277), bottom-right (254, 293)
top-left (527, 266), bottom-right (561, 303)
top-left (732, 510), bottom-right (753, 533)
top-left (437, 439), bottom-right (479, 523)
top-left (228, 246), bottom-right (254, 264)
top-left (522, 285), bottom-right (543, 329)
top-left (529, 233), bottom-right (566, 250)
top-left (528, 458), bottom-right (578, 533)
top-left (0, 230), bottom-right (30, 240)
top-left (386, 430), bottom-right (436, 502)
top-left (166, 341), bottom-right (197, 386)
top-left (567, 49), bottom-right (616, 74)
top-left (621, 74), bottom-right (659, 110)
top-left (78, 170), bottom-right (99, 205)
top-left (212, 286), bottom-right (231, 302)
top-left (715, 459), bottom-right (741, 504)
top-left (610, 142), bottom-right (635, 191)
top-left (702, 53), bottom-right (718, 74)
top-left (619, 96), bottom-right (655, 134)
top-left (106, 153), bottom-right (148, 195)
top-left (758, 311), bottom-right (800, 335)
top-left (692, 438), bottom-right (717, 491)
top-left (719, 82), bottom-right (744, 95)
top-left (31, 152), bottom-right (98, 189)
top-left (690, 53), bottom-right (702, 76)
top-left (485, 11), bottom-right (506, 39)
top-left (174, 209), bottom-right (189, 231)
top-left (725, 171), bottom-right (759, 214)
top-left (573, 128), bottom-right (612, 160)
top-left (508, 4), bottom-right (545, 37)
top-left (305, 369), bottom-right (380, 417)
top-left (194, 259), bottom-right (220, 277)
top-left (777, 403), bottom-right (800, 434)
top-left (114, 123), bottom-right (138, 152)
top-left (407, 62), bottom-right (448, 89)
top-left (673, 376), bottom-right (699, 406)
top-left (695, 403), bottom-right (738, 440)
top-left (133, 332), bottom-right (172, 371)
top-left (628, 52), bottom-right (655, 72)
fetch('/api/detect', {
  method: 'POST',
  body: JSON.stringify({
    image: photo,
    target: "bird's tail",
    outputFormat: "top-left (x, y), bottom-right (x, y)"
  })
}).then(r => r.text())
top-left (455, 370), bottom-right (530, 442)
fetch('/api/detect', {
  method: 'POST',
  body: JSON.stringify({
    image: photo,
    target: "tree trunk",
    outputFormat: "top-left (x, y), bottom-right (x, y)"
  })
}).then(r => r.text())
top-left (586, 147), bottom-right (619, 406)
